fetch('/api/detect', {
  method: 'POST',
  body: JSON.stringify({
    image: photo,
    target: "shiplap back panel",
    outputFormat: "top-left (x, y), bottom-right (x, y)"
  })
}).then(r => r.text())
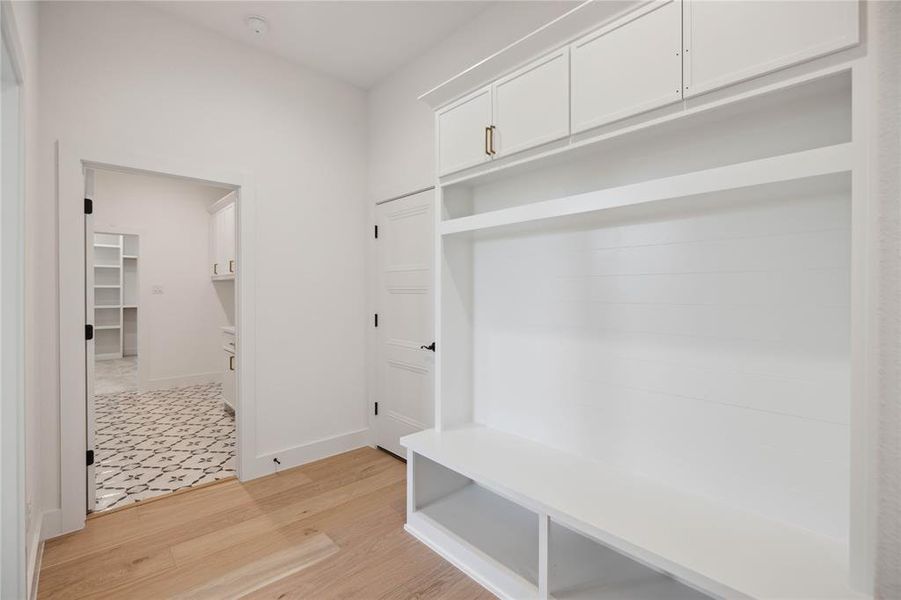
top-left (471, 190), bottom-right (850, 540)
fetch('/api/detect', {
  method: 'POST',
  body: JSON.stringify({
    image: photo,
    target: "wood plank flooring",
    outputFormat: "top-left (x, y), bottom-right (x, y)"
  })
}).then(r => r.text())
top-left (39, 447), bottom-right (493, 600)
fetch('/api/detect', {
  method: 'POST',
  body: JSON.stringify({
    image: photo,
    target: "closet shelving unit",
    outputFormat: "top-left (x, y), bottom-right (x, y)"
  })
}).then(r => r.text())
top-left (402, 2), bottom-right (872, 599)
top-left (93, 233), bottom-right (138, 360)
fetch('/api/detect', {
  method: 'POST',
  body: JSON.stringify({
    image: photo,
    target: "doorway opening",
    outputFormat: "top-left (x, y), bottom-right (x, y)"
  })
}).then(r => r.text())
top-left (86, 168), bottom-right (238, 512)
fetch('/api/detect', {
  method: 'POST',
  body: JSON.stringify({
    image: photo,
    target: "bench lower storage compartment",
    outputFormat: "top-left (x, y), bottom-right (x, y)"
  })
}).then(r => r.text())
top-left (406, 449), bottom-right (714, 600)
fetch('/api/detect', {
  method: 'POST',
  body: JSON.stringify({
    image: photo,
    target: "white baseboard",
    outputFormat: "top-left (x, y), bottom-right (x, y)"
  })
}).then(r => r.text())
top-left (27, 508), bottom-right (60, 600)
top-left (242, 428), bottom-right (370, 480)
top-left (142, 371), bottom-right (222, 391)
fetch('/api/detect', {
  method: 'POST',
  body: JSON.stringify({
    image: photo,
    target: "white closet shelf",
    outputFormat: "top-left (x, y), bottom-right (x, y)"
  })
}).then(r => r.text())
top-left (123, 304), bottom-right (137, 309)
top-left (94, 305), bottom-right (120, 309)
top-left (93, 264), bottom-right (120, 269)
top-left (93, 285), bottom-right (120, 289)
top-left (93, 243), bottom-right (120, 249)
top-left (440, 143), bottom-right (852, 236)
top-left (94, 325), bottom-right (120, 330)
top-left (122, 255), bottom-right (138, 259)
top-left (402, 425), bottom-right (864, 600)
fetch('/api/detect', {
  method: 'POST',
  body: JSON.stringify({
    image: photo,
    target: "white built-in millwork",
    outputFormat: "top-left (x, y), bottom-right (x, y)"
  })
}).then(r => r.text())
top-left (407, 1), bottom-right (871, 599)
top-left (209, 191), bottom-right (236, 280)
top-left (92, 233), bottom-right (139, 360)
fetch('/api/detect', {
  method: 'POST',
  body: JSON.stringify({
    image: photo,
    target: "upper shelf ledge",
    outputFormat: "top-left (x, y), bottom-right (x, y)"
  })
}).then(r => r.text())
top-left (440, 143), bottom-right (853, 236)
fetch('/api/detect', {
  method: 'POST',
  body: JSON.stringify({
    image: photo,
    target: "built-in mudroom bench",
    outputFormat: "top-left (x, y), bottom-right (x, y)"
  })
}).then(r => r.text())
top-left (403, 1), bottom-right (875, 598)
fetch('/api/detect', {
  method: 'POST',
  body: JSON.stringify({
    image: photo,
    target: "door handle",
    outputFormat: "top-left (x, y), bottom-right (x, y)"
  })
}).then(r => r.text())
top-left (213, 263), bottom-right (218, 275)
top-left (229, 355), bottom-right (235, 370)
top-left (488, 125), bottom-right (496, 155)
top-left (484, 126), bottom-right (491, 156)
top-left (420, 342), bottom-right (436, 352)
top-left (229, 259), bottom-right (235, 273)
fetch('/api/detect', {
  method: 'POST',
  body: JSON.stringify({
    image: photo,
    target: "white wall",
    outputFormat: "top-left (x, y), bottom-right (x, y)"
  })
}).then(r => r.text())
top-left (93, 169), bottom-right (231, 390)
top-left (367, 2), bottom-right (579, 202)
top-left (4, 0), bottom-right (45, 592)
top-left (36, 0), bottom-right (369, 530)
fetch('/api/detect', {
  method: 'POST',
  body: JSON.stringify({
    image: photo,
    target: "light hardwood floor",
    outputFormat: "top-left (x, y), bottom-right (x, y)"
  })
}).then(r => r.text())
top-left (39, 447), bottom-right (493, 600)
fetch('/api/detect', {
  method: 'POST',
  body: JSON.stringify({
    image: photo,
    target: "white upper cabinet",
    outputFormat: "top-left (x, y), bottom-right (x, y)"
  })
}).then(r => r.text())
top-left (437, 87), bottom-right (493, 176)
top-left (492, 49), bottom-right (570, 158)
top-left (683, 0), bottom-right (859, 98)
top-left (571, 0), bottom-right (682, 135)
top-left (210, 197), bottom-right (236, 280)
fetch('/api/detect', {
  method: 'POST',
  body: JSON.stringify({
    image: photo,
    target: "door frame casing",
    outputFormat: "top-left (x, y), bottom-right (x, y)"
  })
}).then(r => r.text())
top-left (0, 2), bottom-right (27, 597)
top-left (56, 141), bottom-right (257, 536)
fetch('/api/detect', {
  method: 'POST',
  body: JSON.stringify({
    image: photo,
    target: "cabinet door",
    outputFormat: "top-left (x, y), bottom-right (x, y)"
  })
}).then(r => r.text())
top-left (684, 0), bottom-right (859, 98)
top-left (437, 86), bottom-right (492, 176)
top-left (571, 0), bottom-right (682, 134)
top-left (222, 351), bottom-right (235, 411)
top-left (220, 203), bottom-right (236, 276)
top-left (492, 49), bottom-right (570, 158)
top-left (209, 208), bottom-right (220, 278)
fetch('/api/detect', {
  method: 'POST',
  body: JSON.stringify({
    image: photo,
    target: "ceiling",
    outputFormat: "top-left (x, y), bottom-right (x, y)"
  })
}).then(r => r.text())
top-left (150, 1), bottom-right (500, 89)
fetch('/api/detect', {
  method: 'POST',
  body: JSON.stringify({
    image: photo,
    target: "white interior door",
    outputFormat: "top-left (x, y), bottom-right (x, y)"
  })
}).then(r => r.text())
top-left (374, 190), bottom-right (435, 457)
top-left (84, 170), bottom-right (96, 512)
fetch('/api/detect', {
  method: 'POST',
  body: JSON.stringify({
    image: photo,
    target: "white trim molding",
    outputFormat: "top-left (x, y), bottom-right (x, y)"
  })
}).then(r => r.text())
top-left (56, 140), bottom-right (257, 536)
top-left (244, 428), bottom-right (370, 481)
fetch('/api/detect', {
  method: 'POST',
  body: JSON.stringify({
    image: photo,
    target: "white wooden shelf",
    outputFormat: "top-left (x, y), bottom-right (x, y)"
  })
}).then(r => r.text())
top-left (93, 264), bottom-right (120, 269)
top-left (94, 305), bottom-right (120, 309)
top-left (440, 143), bottom-right (852, 236)
top-left (122, 304), bottom-right (137, 309)
top-left (93, 285), bottom-right (120, 289)
top-left (402, 425), bottom-right (864, 600)
top-left (122, 254), bottom-right (138, 259)
top-left (94, 325), bottom-right (120, 330)
top-left (93, 243), bottom-right (120, 249)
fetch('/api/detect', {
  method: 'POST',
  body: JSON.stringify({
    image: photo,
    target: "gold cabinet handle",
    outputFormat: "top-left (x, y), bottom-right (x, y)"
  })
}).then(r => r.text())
top-left (489, 125), bottom-right (496, 155)
top-left (229, 259), bottom-right (235, 274)
top-left (213, 263), bottom-right (218, 275)
top-left (229, 355), bottom-right (235, 371)
top-left (484, 126), bottom-right (491, 156)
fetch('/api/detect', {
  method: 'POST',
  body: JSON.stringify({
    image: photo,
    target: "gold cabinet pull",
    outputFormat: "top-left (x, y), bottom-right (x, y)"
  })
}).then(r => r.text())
top-left (484, 126), bottom-right (491, 156)
top-left (229, 355), bottom-right (235, 371)
top-left (229, 259), bottom-right (235, 273)
top-left (489, 125), bottom-right (496, 155)
top-left (213, 263), bottom-right (218, 275)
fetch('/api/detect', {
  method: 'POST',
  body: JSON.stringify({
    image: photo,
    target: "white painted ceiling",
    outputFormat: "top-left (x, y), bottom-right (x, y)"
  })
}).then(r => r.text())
top-left (150, 1), bottom-right (501, 89)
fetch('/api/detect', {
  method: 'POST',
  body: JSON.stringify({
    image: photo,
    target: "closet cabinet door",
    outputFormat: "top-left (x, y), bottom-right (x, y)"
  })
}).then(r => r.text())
top-left (209, 209), bottom-right (221, 278)
top-left (221, 203), bottom-right (236, 276)
top-left (571, 0), bottom-right (682, 135)
top-left (492, 49), bottom-right (569, 158)
top-left (437, 86), bottom-right (492, 176)
top-left (683, 0), bottom-right (859, 98)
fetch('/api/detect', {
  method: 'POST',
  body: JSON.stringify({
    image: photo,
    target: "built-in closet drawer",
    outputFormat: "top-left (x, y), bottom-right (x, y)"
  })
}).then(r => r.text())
top-left (437, 87), bottom-right (493, 176)
top-left (570, 0), bottom-right (682, 134)
top-left (491, 49), bottom-right (569, 159)
top-left (683, 0), bottom-right (859, 98)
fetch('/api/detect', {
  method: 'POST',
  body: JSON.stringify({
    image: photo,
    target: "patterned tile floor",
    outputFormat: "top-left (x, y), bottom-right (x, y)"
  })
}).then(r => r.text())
top-left (94, 382), bottom-right (235, 511)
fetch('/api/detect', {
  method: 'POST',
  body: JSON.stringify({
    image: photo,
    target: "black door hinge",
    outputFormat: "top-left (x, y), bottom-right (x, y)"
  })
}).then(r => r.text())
top-left (374, 313), bottom-right (378, 327)
top-left (84, 198), bottom-right (93, 215)
top-left (374, 225), bottom-right (379, 239)
top-left (374, 402), bottom-right (379, 416)
top-left (86, 449), bottom-right (95, 466)
top-left (85, 324), bottom-right (94, 340)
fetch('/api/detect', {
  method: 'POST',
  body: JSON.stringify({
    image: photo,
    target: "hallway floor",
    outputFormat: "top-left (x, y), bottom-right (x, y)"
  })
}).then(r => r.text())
top-left (94, 356), bottom-right (137, 395)
top-left (94, 382), bottom-right (235, 511)
top-left (39, 448), bottom-right (491, 599)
